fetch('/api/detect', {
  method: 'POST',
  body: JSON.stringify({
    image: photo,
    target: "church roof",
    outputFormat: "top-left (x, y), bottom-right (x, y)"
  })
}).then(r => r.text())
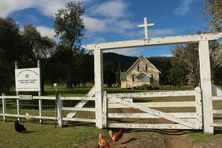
top-left (125, 55), bottom-right (160, 74)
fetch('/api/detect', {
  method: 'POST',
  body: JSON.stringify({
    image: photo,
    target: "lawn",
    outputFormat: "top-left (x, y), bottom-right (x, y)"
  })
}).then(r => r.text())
top-left (6, 84), bottom-right (195, 96)
top-left (0, 120), bottom-right (101, 148)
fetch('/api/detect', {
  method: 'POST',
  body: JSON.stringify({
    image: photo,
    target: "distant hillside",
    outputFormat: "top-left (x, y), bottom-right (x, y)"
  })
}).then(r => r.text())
top-left (103, 52), bottom-right (137, 71)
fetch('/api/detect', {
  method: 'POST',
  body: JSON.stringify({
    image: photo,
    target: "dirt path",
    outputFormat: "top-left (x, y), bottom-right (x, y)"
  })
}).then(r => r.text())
top-left (166, 134), bottom-right (193, 148)
top-left (78, 130), bottom-right (195, 148)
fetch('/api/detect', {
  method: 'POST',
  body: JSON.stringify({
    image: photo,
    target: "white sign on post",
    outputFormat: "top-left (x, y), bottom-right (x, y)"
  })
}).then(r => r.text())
top-left (15, 68), bottom-right (40, 91)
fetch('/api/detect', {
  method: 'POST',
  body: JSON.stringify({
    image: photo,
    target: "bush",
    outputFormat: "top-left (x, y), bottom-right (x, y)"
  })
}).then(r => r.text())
top-left (132, 84), bottom-right (154, 90)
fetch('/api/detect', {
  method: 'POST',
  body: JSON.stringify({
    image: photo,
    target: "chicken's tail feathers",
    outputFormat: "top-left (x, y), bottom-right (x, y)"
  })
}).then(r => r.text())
top-left (109, 130), bottom-right (113, 138)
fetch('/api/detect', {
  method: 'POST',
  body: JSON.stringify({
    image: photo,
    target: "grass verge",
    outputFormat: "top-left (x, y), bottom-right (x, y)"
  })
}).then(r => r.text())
top-left (0, 120), bottom-right (99, 148)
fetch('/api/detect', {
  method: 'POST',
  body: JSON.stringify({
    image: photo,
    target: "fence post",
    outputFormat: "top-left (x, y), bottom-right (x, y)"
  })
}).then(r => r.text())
top-left (37, 60), bottom-right (42, 124)
top-left (16, 98), bottom-right (20, 121)
top-left (2, 93), bottom-right (6, 122)
top-left (38, 99), bottom-right (42, 123)
top-left (195, 87), bottom-right (203, 129)
top-left (15, 61), bottom-right (20, 121)
top-left (57, 94), bottom-right (63, 127)
top-left (102, 91), bottom-right (107, 128)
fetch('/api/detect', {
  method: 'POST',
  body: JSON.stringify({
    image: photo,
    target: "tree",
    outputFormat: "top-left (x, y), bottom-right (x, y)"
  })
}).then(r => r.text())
top-left (21, 24), bottom-right (42, 61)
top-left (149, 57), bottom-right (173, 85)
top-left (204, 0), bottom-right (222, 32)
top-left (21, 24), bottom-right (56, 93)
top-left (170, 58), bottom-right (189, 87)
top-left (172, 44), bottom-right (200, 86)
top-left (54, 1), bottom-right (85, 88)
top-left (104, 61), bottom-right (116, 87)
top-left (0, 17), bottom-right (22, 92)
top-left (204, 0), bottom-right (222, 85)
top-left (47, 44), bottom-right (72, 84)
top-left (54, 1), bottom-right (85, 49)
top-left (204, 0), bottom-right (222, 67)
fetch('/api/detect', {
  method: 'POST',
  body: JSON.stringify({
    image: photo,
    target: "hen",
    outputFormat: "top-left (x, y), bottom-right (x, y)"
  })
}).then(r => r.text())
top-left (15, 120), bottom-right (26, 132)
top-left (109, 128), bottom-right (124, 142)
top-left (98, 134), bottom-right (110, 148)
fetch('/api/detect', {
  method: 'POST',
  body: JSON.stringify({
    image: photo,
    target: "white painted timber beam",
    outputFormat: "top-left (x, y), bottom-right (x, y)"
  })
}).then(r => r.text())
top-left (108, 101), bottom-right (196, 108)
top-left (108, 123), bottom-right (195, 129)
top-left (108, 113), bottom-right (197, 119)
top-left (198, 40), bottom-right (213, 134)
top-left (83, 32), bottom-right (222, 50)
top-left (107, 90), bottom-right (195, 98)
top-left (94, 49), bottom-right (104, 129)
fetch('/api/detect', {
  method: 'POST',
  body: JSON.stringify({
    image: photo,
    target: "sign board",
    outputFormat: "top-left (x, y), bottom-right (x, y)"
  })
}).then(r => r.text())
top-left (19, 95), bottom-right (33, 100)
top-left (15, 68), bottom-right (40, 92)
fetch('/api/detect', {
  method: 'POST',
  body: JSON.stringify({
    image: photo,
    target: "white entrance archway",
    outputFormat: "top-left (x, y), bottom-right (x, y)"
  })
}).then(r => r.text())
top-left (84, 26), bottom-right (222, 134)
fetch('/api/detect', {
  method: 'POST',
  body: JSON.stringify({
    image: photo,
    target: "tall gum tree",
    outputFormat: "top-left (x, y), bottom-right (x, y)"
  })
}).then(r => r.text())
top-left (54, 1), bottom-right (85, 88)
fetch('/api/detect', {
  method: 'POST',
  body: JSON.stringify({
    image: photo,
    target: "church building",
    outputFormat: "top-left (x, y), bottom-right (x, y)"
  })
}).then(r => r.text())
top-left (120, 55), bottom-right (160, 88)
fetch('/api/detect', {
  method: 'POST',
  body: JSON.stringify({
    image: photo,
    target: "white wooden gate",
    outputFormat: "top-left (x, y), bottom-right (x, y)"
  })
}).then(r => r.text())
top-left (106, 87), bottom-right (202, 129)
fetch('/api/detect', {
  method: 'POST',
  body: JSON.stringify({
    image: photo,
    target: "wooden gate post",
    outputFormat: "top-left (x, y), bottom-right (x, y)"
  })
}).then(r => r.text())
top-left (94, 48), bottom-right (103, 129)
top-left (198, 40), bottom-right (213, 134)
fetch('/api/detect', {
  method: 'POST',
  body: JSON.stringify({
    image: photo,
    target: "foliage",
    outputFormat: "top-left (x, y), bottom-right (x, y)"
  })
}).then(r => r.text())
top-left (172, 44), bottom-right (200, 86)
top-left (132, 84), bottom-right (155, 90)
top-left (104, 61), bottom-right (117, 87)
top-left (170, 58), bottom-right (189, 86)
top-left (204, 0), bottom-right (222, 32)
top-left (149, 57), bottom-right (173, 85)
top-left (21, 24), bottom-right (56, 60)
top-left (54, 1), bottom-right (85, 49)
top-left (0, 17), bottom-right (21, 92)
top-left (54, 2), bottom-right (87, 88)
top-left (204, 0), bottom-right (222, 68)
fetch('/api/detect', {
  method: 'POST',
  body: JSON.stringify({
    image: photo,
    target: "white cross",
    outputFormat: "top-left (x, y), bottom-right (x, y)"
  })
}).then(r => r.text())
top-left (137, 17), bottom-right (155, 40)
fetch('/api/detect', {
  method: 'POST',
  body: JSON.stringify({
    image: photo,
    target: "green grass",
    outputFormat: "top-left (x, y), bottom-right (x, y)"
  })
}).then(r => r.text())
top-left (187, 131), bottom-right (222, 144)
top-left (0, 121), bottom-right (100, 148)
top-left (6, 84), bottom-right (194, 97)
top-left (187, 132), bottom-right (216, 143)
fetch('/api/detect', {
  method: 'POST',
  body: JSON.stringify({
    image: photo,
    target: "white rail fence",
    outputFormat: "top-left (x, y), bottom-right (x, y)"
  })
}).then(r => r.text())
top-left (1, 85), bottom-right (222, 132)
top-left (0, 94), bottom-right (96, 127)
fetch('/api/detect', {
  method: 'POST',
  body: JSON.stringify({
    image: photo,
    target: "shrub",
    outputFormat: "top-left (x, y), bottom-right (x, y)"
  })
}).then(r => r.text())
top-left (132, 84), bottom-right (154, 90)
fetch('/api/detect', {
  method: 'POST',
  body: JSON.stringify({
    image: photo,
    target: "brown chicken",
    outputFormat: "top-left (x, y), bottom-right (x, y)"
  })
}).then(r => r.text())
top-left (98, 134), bottom-right (110, 148)
top-left (109, 128), bottom-right (124, 142)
